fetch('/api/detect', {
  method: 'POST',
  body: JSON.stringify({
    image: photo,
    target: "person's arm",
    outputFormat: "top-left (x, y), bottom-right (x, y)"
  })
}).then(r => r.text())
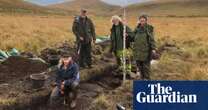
top-left (64, 64), bottom-right (79, 86)
top-left (131, 27), bottom-right (138, 42)
top-left (126, 26), bottom-right (134, 42)
top-left (71, 64), bottom-right (79, 82)
top-left (72, 19), bottom-right (81, 41)
top-left (109, 28), bottom-right (114, 53)
top-left (89, 19), bottom-right (96, 42)
top-left (147, 25), bottom-right (156, 50)
top-left (55, 69), bottom-right (62, 88)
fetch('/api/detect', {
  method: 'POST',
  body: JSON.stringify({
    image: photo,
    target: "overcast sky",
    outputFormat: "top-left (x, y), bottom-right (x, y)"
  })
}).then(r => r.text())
top-left (25, 0), bottom-right (150, 6)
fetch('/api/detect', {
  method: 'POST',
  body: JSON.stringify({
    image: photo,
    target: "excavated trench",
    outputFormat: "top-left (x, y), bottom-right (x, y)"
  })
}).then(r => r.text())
top-left (2, 40), bottom-right (175, 110)
top-left (0, 41), bottom-right (126, 110)
top-left (7, 66), bottom-right (123, 110)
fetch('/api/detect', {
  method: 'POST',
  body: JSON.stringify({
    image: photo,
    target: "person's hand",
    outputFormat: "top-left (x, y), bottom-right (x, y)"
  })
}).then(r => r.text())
top-left (80, 37), bottom-right (84, 41)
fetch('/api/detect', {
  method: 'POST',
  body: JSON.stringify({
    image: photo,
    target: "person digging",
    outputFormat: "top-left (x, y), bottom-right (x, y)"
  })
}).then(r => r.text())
top-left (49, 54), bottom-right (80, 108)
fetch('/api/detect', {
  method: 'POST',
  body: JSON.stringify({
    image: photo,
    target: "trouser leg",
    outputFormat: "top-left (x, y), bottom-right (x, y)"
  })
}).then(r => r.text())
top-left (64, 81), bottom-right (79, 104)
top-left (79, 44), bottom-right (86, 67)
top-left (49, 86), bottom-right (61, 106)
top-left (85, 43), bottom-right (92, 66)
top-left (143, 60), bottom-right (151, 79)
top-left (136, 60), bottom-right (151, 80)
top-left (136, 61), bottom-right (143, 78)
top-left (71, 81), bottom-right (79, 100)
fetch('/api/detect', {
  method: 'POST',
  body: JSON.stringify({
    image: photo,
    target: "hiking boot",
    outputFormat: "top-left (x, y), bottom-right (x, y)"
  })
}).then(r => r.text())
top-left (70, 100), bottom-right (76, 108)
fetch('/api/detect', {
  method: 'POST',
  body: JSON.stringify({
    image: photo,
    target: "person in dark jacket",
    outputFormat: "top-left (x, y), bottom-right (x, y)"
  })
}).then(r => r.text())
top-left (50, 55), bottom-right (80, 108)
top-left (72, 9), bottom-right (96, 68)
top-left (110, 15), bottom-right (134, 70)
top-left (132, 14), bottom-right (157, 80)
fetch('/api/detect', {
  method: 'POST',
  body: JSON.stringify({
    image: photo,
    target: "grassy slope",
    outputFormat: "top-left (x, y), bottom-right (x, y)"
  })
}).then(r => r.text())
top-left (48, 0), bottom-right (120, 16)
top-left (125, 0), bottom-right (208, 17)
top-left (0, 0), bottom-right (69, 15)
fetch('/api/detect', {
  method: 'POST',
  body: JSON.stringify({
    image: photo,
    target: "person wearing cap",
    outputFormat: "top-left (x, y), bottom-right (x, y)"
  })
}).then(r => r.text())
top-left (49, 55), bottom-right (80, 108)
top-left (132, 14), bottom-right (156, 80)
top-left (72, 9), bottom-right (96, 68)
top-left (109, 15), bottom-right (134, 72)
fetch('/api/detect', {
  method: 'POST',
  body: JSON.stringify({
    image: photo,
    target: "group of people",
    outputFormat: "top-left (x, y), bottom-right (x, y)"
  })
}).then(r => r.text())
top-left (110, 14), bottom-right (156, 80)
top-left (49, 9), bottom-right (156, 108)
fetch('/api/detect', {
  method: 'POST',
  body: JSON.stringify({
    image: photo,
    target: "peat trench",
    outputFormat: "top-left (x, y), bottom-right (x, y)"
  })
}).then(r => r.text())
top-left (2, 64), bottom-right (124, 110)
top-left (21, 41), bottom-right (177, 110)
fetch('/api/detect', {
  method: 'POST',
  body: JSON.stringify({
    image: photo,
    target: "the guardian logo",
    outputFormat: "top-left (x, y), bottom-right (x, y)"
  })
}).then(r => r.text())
top-left (136, 83), bottom-right (197, 104)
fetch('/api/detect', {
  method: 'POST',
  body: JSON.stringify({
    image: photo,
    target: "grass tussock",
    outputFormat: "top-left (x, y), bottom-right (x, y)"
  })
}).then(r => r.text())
top-left (0, 98), bottom-right (17, 106)
top-left (90, 81), bottom-right (133, 110)
top-left (91, 94), bottom-right (110, 110)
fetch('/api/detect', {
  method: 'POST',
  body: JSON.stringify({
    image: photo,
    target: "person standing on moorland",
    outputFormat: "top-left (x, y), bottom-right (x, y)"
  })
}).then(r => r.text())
top-left (132, 14), bottom-right (157, 80)
top-left (109, 15), bottom-right (134, 73)
top-left (72, 9), bottom-right (96, 68)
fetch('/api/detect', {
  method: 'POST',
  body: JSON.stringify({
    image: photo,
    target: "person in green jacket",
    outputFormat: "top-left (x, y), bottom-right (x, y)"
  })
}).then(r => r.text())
top-left (132, 14), bottom-right (157, 80)
top-left (109, 15), bottom-right (134, 72)
top-left (72, 9), bottom-right (96, 68)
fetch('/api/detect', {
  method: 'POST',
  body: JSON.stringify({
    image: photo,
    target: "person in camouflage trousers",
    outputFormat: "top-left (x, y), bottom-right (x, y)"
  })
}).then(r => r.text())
top-left (72, 9), bottom-right (96, 68)
top-left (109, 15), bottom-right (134, 73)
top-left (132, 15), bottom-right (157, 80)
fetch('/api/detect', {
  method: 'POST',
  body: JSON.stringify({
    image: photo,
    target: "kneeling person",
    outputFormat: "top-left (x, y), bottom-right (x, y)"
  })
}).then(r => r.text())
top-left (50, 55), bottom-right (80, 108)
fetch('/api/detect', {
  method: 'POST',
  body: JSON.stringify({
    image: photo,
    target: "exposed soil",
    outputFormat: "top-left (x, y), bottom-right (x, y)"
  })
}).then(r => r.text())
top-left (33, 70), bottom-right (123, 110)
top-left (0, 41), bottom-right (124, 110)
top-left (0, 64), bottom-right (122, 110)
top-left (0, 56), bottom-right (48, 83)
top-left (87, 73), bottom-right (123, 90)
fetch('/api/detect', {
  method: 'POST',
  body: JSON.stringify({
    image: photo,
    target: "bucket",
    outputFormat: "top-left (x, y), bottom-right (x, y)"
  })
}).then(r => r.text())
top-left (30, 73), bottom-right (47, 89)
top-left (48, 55), bottom-right (60, 66)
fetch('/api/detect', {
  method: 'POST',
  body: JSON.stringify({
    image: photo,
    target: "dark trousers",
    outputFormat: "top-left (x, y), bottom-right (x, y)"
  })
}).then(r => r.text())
top-left (49, 81), bottom-right (79, 106)
top-left (136, 60), bottom-right (151, 80)
top-left (79, 43), bottom-right (92, 67)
